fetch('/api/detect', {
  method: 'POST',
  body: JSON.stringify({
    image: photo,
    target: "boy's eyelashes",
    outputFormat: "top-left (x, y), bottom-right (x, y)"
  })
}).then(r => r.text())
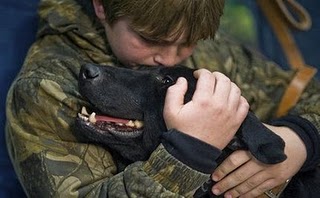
top-left (133, 30), bottom-right (174, 46)
top-left (138, 34), bottom-right (160, 45)
top-left (133, 28), bottom-right (194, 47)
top-left (138, 33), bottom-right (175, 46)
top-left (139, 34), bottom-right (192, 48)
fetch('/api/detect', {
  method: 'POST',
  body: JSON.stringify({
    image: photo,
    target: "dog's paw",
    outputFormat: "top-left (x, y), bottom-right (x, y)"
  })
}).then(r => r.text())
top-left (240, 112), bottom-right (287, 164)
top-left (254, 138), bottom-right (287, 164)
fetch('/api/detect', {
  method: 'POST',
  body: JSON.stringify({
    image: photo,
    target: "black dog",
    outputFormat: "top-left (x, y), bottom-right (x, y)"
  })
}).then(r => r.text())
top-left (75, 63), bottom-right (319, 197)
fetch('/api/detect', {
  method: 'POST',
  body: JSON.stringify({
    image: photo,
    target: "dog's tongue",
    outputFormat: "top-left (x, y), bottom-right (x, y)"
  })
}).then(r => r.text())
top-left (95, 115), bottom-right (130, 124)
top-left (95, 114), bottom-right (144, 129)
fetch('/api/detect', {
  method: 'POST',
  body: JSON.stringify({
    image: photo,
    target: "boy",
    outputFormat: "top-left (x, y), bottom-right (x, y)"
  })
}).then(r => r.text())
top-left (6, 0), bottom-right (320, 197)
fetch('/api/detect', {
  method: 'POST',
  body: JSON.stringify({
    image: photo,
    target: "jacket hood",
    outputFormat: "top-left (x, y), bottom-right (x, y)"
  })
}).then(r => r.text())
top-left (37, 0), bottom-right (112, 63)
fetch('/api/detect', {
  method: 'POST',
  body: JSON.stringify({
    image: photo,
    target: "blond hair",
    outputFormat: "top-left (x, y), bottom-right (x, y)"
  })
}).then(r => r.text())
top-left (102, 0), bottom-right (225, 45)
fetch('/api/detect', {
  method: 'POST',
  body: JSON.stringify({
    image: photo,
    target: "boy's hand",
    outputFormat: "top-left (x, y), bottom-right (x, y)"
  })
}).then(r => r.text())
top-left (163, 69), bottom-right (249, 149)
top-left (211, 125), bottom-right (306, 197)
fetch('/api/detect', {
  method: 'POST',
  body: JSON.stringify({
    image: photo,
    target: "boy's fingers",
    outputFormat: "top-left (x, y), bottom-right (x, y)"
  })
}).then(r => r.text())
top-left (212, 72), bottom-right (232, 100)
top-left (212, 150), bottom-right (251, 182)
top-left (192, 69), bottom-right (216, 100)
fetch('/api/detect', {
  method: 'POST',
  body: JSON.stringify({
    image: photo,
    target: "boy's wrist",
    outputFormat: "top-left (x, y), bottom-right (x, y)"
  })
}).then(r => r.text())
top-left (161, 129), bottom-right (221, 174)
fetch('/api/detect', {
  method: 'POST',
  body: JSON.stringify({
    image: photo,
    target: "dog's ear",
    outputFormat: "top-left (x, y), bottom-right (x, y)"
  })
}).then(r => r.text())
top-left (240, 112), bottom-right (287, 164)
top-left (167, 66), bottom-right (197, 103)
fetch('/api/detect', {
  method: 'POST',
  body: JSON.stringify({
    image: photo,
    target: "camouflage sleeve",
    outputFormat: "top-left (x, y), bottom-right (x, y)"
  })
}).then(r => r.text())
top-left (6, 59), bottom-right (209, 197)
top-left (290, 79), bottom-right (320, 131)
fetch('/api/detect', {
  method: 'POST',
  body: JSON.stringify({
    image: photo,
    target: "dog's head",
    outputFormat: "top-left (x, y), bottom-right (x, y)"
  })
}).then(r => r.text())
top-left (75, 63), bottom-right (287, 168)
top-left (75, 63), bottom-right (196, 163)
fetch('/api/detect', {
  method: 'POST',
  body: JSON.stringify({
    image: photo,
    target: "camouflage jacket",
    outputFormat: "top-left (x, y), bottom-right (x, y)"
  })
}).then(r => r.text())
top-left (6, 0), bottom-right (320, 197)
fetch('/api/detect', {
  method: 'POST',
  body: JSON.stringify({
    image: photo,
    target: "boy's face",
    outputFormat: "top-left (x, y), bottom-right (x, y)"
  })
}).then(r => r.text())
top-left (104, 18), bottom-right (196, 67)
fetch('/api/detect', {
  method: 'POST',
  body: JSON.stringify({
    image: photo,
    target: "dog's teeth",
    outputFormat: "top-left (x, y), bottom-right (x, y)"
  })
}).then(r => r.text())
top-left (134, 120), bottom-right (144, 129)
top-left (125, 120), bottom-right (144, 128)
top-left (126, 120), bottom-right (135, 127)
top-left (81, 106), bottom-right (89, 116)
top-left (89, 112), bottom-right (96, 123)
top-left (78, 113), bottom-right (89, 121)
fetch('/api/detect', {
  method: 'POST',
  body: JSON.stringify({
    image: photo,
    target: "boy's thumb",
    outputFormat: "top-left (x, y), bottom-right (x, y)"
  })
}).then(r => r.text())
top-left (164, 77), bottom-right (188, 112)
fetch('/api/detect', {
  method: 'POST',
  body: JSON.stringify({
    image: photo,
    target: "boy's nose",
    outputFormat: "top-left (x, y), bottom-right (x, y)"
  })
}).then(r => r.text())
top-left (154, 47), bottom-right (178, 66)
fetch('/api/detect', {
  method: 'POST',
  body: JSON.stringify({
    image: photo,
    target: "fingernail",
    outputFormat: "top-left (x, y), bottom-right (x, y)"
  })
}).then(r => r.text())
top-left (176, 77), bottom-right (185, 84)
top-left (224, 193), bottom-right (232, 198)
top-left (212, 188), bottom-right (220, 195)
top-left (212, 174), bottom-right (219, 182)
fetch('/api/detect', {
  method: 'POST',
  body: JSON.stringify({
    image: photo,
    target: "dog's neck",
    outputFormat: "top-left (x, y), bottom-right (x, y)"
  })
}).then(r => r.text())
top-left (111, 151), bottom-right (134, 172)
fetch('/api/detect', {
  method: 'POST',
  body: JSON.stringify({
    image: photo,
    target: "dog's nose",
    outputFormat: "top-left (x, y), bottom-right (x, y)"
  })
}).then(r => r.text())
top-left (81, 64), bottom-right (101, 80)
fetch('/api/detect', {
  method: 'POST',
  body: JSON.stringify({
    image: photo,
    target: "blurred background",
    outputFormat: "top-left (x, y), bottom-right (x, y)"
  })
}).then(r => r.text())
top-left (220, 0), bottom-right (319, 79)
top-left (220, 0), bottom-right (257, 47)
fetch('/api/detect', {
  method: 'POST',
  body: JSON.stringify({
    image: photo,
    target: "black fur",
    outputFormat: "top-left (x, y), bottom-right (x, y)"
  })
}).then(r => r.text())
top-left (74, 63), bottom-right (320, 197)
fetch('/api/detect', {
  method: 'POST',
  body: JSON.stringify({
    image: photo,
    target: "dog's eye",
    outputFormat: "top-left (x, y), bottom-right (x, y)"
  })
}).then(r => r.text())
top-left (162, 76), bottom-right (174, 85)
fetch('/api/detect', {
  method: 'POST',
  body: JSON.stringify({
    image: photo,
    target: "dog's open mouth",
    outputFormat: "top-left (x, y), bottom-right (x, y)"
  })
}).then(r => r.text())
top-left (78, 106), bottom-right (144, 138)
